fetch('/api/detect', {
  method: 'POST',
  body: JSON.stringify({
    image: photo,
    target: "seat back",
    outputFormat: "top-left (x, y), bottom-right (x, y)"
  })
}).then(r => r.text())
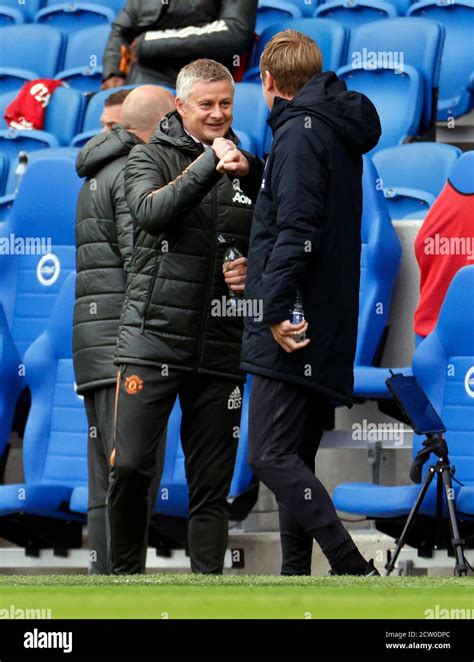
top-left (3, 146), bottom-right (79, 195)
top-left (409, 0), bottom-right (474, 119)
top-left (448, 150), bottom-right (474, 195)
top-left (0, 154), bottom-right (81, 358)
top-left (48, 0), bottom-right (123, 12)
top-left (34, 2), bottom-right (115, 35)
top-left (0, 0), bottom-right (43, 21)
top-left (0, 24), bottom-right (65, 78)
top-left (315, 0), bottom-right (396, 30)
top-left (62, 24), bottom-right (109, 71)
top-left (256, 0), bottom-right (302, 33)
top-left (337, 64), bottom-right (423, 151)
top-left (356, 157), bottom-right (401, 366)
top-left (42, 86), bottom-right (85, 144)
top-left (249, 18), bottom-right (349, 71)
top-left (412, 266), bottom-right (474, 485)
top-left (372, 143), bottom-right (462, 218)
top-left (348, 17), bottom-right (445, 134)
top-left (233, 82), bottom-right (271, 156)
top-left (22, 272), bottom-right (88, 487)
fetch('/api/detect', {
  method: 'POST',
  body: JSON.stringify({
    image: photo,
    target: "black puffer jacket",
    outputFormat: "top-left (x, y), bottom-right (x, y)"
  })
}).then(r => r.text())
top-left (102, 0), bottom-right (258, 87)
top-left (114, 111), bottom-right (262, 380)
top-left (73, 126), bottom-right (142, 394)
top-left (240, 72), bottom-right (382, 406)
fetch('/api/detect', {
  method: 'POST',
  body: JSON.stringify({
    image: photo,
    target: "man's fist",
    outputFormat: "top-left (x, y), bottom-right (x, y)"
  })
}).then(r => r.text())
top-left (212, 137), bottom-right (235, 160)
top-left (217, 148), bottom-right (250, 176)
top-left (101, 76), bottom-right (125, 90)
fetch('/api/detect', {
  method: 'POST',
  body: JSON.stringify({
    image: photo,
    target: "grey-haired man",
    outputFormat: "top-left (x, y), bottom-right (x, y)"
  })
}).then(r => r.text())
top-left (108, 59), bottom-right (263, 574)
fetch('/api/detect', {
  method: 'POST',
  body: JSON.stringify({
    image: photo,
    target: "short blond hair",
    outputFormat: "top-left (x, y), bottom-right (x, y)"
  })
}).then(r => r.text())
top-left (176, 58), bottom-right (234, 102)
top-left (260, 30), bottom-right (323, 97)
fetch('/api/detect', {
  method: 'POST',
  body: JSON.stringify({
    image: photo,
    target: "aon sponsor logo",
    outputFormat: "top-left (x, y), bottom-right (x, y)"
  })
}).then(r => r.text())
top-left (232, 191), bottom-right (252, 205)
top-left (227, 386), bottom-right (242, 409)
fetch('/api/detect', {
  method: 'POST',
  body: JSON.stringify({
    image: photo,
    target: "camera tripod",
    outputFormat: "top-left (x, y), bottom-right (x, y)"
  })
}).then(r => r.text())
top-left (385, 433), bottom-right (469, 577)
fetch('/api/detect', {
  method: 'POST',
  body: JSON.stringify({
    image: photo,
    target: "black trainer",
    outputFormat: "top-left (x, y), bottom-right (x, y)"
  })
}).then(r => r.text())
top-left (329, 559), bottom-right (381, 576)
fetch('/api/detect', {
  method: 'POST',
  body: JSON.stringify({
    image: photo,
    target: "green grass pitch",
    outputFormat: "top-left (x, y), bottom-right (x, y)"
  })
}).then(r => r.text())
top-left (0, 575), bottom-right (473, 619)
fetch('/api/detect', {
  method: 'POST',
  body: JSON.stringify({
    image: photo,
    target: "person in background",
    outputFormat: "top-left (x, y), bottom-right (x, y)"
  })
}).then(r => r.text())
top-left (101, 0), bottom-right (257, 89)
top-left (100, 89), bottom-right (132, 132)
top-left (414, 151), bottom-right (474, 345)
top-left (241, 31), bottom-right (382, 577)
top-left (73, 85), bottom-right (175, 573)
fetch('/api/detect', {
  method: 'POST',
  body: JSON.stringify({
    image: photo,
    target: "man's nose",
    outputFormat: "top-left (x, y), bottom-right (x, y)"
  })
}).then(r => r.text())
top-left (209, 104), bottom-right (225, 119)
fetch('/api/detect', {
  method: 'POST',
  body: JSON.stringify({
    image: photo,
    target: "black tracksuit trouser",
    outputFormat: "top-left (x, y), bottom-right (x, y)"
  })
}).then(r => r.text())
top-left (84, 385), bottom-right (164, 574)
top-left (107, 364), bottom-right (243, 574)
top-left (248, 375), bottom-right (359, 575)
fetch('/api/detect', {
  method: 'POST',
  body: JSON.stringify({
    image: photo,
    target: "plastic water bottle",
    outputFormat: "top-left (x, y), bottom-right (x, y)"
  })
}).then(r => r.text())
top-left (290, 294), bottom-right (306, 342)
top-left (219, 234), bottom-right (244, 303)
top-left (15, 151), bottom-right (28, 194)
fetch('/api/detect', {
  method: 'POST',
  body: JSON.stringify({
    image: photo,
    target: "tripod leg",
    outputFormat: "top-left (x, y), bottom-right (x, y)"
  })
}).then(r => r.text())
top-left (440, 468), bottom-right (469, 577)
top-left (385, 467), bottom-right (436, 576)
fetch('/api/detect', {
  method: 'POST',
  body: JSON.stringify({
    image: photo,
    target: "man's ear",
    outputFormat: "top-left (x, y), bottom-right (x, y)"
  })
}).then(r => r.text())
top-left (262, 70), bottom-right (274, 93)
top-left (175, 96), bottom-right (185, 118)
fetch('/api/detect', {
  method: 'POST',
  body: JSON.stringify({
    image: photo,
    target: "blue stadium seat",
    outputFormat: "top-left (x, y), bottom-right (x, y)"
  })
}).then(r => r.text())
top-left (290, 0), bottom-right (320, 16)
top-left (0, 0), bottom-right (43, 22)
top-left (0, 272), bottom-right (88, 519)
top-left (233, 83), bottom-right (271, 157)
top-left (315, 0), bottom-right (396, 30)
top-left (448, 150), bottom-right (474, 195)
top-left (0, 24), bottom-right (65, 94)
top-left (0, 154), bottom-right (81, 359)
top-left (0, 6), bottom-right (25, 26)
top-left (334, 265), bottom-right (474, 520)
top-left (409, 0), bottom-right (474, 119)
top-left (337, 64), bottom-right (423, 152)
top-left (0, 147), bottom-right (79, 220)
top-left (0, 86), bottom-right (85, 146)
top-left (375, 0), bottom-right (411, 12)
top-left (35, 2), bottom-right (115, 36)
top-left (352, 158), bottom-right (403, 399)
top-left (372, 143), bottom-right (462, 220)
top-left (243, 18), bottom-right (349, 82)
top-left (348, 17), bottom-right (445, 135)
top-left (55, 24), bottom-right (109, 93)
top-left (86, 0), bottom-right (123, 13)
top-left (256, 0), bottom-right (302, 33)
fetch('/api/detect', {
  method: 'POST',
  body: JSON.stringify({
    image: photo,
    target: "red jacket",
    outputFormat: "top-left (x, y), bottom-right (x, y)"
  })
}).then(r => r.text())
top-left (3, 79), bottom-right (63, 130)
top-left (414, 180), bottom-right (474, 337)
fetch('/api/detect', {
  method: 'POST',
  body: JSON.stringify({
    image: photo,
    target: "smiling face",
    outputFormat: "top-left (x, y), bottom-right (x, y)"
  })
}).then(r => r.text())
top-left (176, 79), bottom-right (234, 145)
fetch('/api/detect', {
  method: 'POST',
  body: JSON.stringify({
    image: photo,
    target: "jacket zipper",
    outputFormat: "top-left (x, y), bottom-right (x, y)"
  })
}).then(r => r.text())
top-left (140, 254), bottom-right (161, 334)
top-left (195, 184), bottom-right (218, 370)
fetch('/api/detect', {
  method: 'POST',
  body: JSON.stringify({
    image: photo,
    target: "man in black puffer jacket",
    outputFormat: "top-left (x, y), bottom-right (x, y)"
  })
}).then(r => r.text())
top-left (110, 59), bottom-right (263, 575)
top-left (102, 0), bottom-right (257, 89)
top-left (73, 85), bottom-right (175, 574)
top-left (241, 31), bottom-right (382, 576)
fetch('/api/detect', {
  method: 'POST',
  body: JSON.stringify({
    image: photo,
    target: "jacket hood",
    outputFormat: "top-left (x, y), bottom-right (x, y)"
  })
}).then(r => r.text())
top-left (270, 71), bottom-right (381, 155)
top-left (150, 110), bottom-right (239, 153)
top-left (76, 125), bottom-right (143, 178)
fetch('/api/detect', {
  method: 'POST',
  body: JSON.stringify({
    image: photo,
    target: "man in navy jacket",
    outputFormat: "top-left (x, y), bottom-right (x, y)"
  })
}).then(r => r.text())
top-left (241, 30), bottom-right (382, 576)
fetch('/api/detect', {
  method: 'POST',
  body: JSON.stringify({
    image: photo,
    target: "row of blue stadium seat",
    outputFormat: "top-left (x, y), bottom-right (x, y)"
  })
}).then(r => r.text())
top-left (0, 151), bottom-right (473, 524)
top-left (0, 141), bottom-right (463, 223)
top-left (0, 0), bottom-right (123, 26)
top-left (1, 3), bottom-right (473, 119)
top-left (0, 151), bottom-right (404, 520)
